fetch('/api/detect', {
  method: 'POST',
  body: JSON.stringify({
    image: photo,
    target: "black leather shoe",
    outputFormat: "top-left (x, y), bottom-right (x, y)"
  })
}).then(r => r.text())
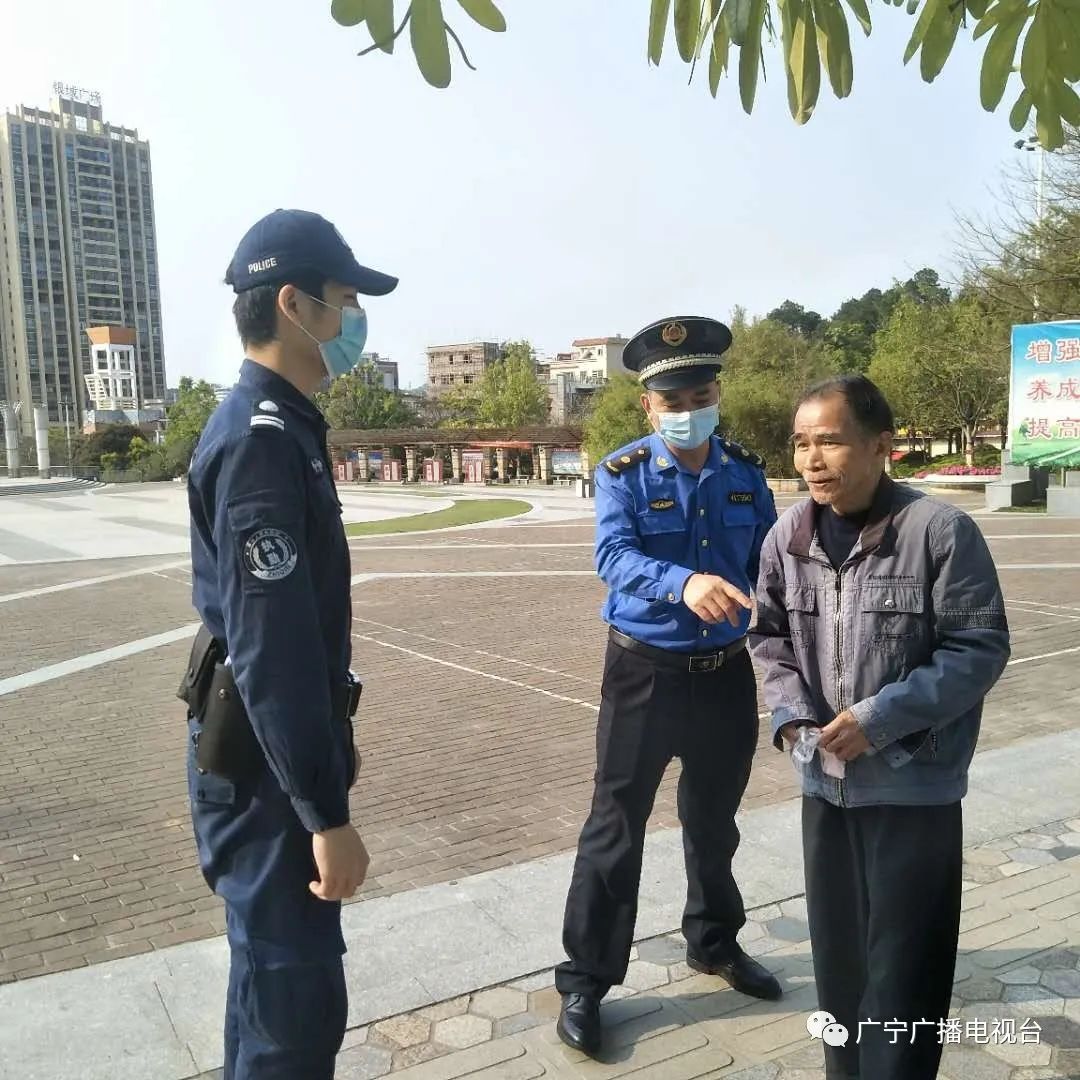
top-left (556, 993), bottom-right (602, 1056)
top-left (686, 945), bottom-right (783, 1000)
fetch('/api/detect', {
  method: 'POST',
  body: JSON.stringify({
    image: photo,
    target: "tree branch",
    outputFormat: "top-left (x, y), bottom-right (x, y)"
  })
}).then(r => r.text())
top-left (359, 9), bottom-right (412, 56)
top-left (445, 23), bottom-right (478, 71)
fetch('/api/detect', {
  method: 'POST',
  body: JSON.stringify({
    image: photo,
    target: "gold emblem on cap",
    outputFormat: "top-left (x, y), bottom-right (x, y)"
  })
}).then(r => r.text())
top-left (661, 321), bottom-right (688, 347)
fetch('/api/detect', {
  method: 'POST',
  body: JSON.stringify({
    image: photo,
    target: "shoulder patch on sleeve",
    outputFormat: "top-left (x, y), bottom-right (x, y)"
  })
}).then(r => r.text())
top-left (720, 438), bottom-right (765, 470)
top-left (243, 527), bottom-right (299, 581)
top-left (603, 445), bottom-right (651, 475)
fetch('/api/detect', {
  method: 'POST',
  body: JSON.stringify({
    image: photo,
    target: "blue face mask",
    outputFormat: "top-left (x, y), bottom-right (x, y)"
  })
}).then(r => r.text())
top-left (300, 295), bottom-right (369, 380)
top-left (657, 403), bottom-right (720, 450)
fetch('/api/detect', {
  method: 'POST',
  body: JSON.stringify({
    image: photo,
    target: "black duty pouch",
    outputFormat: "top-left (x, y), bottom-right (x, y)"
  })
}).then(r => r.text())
top-left (177, 626), bottom-right (220, 717)
top-left (195, 662), bottom-right (264, 783)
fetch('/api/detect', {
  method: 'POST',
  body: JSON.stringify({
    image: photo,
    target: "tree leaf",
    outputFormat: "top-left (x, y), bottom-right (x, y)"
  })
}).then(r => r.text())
top-left (1008, 87), bottom-right (1034, 128)
top-left (365, 0), bottom-right (396, 51)
top-left (410, 0), bottom-right (452, 86)
top-left (780, 0), bottom-right (803, 116)
top-left (814, 0), bottom-right (853, 97)
top-left (727, 0), bottom-right (755, 46)
top-left (708, 12), bottom-right (731, 93)
top-left (332, 0), bottom-right (367, 27)
top-left (1035, 98), bottom-right (1065, 149)
top-left (675, 0), bottom-right (702, 61)
top-left (981, 11), bottom-right (1027, 109)
top-left (920, 0), bottom-right (964, 81)
top-left (1020, 4), bottom-right (1048, 93)
top-left (903, 0), bottom-right (942, 64)
top-left (966, 0), bottom-right (991, 17)
top-left (649, 0), bottom-right (673, 62)
top-left (973, 0), bottom-right (1025, 42)
top-left (790, 0), bottom-right (821, 120)
top-left (1054, 78), bottom-right (1080, 126)
top-left (456, 0), bottom-right (506, 32)
top-left (842, 0), bottom-right (872, 34)
top-left (738, 0), bottom-right (767, 110)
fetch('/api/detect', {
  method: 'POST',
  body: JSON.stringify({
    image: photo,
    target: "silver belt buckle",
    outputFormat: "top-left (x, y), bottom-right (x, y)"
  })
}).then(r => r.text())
top-left (689, 653), bottom-right (720, 673)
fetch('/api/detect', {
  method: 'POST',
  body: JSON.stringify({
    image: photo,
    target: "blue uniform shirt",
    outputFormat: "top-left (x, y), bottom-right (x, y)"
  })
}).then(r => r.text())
top-left (188, 359), bottom-right (352, 834)
top-left (595, 432), bottom-right (776, 651)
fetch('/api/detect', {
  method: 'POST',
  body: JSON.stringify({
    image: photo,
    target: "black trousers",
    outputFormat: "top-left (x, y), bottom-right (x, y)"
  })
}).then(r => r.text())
top-left (803, 796), bottom-right (963, 1080)
top-left (555, 640), bottom-right (760, 997)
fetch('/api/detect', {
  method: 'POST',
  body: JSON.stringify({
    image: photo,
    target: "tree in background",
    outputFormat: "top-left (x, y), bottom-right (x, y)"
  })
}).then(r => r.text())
top-left (74, 424), bottom-right (141, 469)
top-left (329, 0), bottom-right (1080, 148)
top-left (869, 293), bottom-right (1010, 465)
top-left (961, 129), bottom-right (1080, 322)
top-left (767, 300), bottom-right (823, 339)
top-left (583, 376), bottom-right (652, 463)
top-left (437, 340), bottom-right (549, 429)
top-left (318, 361), bottom-right (418, 429)
top-left (721, 313), bottom-right (833, 475)
top-left (165, 377), bottom-right (219, 474)
top-left (475, 341), bottom-right (548, 427)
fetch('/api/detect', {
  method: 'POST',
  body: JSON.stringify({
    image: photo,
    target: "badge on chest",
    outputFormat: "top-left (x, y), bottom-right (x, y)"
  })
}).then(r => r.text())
top-left (649, 498), bottom-right (676, 511)
top-left (728, 491), bottom-right (754, 505)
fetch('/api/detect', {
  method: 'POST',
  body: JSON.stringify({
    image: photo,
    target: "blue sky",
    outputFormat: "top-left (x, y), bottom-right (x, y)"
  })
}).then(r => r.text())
top-left (1, 0), bottom-right (1034, 388)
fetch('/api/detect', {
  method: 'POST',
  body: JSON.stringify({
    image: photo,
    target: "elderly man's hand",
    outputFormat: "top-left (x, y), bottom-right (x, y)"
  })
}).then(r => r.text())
top-left (818, 709), bottom-right (871, 762)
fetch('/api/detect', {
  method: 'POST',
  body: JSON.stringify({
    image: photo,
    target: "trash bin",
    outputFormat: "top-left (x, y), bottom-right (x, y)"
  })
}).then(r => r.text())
top-left (576, 477), bottom-right (595, 499)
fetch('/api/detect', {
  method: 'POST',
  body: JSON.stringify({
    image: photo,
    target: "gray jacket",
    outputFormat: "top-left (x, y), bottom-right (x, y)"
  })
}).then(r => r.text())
top-left (749, 476), bottom-right (1010, 807)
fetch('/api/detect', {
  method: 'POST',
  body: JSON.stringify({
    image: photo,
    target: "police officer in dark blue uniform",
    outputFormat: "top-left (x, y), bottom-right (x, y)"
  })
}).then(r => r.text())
top-left (555, 317), bottom-right (782, 1056)
top-left (181, 209), bottom-right (397, 1079)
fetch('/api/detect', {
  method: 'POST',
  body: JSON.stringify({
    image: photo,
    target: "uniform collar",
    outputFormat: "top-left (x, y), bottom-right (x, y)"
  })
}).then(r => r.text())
top-left (239, 359), bottom-right (325, 429)
top-left (648, 432), bottom-right (724, 476)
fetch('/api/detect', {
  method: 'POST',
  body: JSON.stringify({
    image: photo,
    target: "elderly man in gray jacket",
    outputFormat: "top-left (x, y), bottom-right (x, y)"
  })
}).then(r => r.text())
top-left (750, 374), bottom-right (1010, 1080)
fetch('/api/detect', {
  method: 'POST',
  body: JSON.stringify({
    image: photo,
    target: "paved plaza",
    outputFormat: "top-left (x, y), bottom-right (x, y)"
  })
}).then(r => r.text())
top-left (1, 480), bottom-right (1079, 1078)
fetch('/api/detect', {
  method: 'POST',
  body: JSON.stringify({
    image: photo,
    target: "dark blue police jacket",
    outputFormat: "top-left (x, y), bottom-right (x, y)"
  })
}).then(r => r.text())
top-left (188, 359), bottom-right (352, 834)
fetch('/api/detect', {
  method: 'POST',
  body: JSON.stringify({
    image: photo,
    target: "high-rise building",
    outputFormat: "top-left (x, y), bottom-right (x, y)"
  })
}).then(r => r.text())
top-left (0, 84), bottom-right (166, 435)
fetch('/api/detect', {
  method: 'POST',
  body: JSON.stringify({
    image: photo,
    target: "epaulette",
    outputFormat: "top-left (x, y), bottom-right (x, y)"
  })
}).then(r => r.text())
top-left (603, 445), bottom-right (650, 475)
top-left (720, 437), bottom-right (766, 470)
top-left (250, 399), bottom-right (285, 432)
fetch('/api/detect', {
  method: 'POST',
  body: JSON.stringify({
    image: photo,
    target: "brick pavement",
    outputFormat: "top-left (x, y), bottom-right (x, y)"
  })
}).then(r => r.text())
top-left (1, 511), bottom-right (1079, 984)
top-left (182, 818), bottom-right (1080, 1080)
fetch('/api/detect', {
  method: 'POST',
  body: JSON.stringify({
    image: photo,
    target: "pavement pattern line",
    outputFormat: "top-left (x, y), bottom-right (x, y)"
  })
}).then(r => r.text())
top-left (347, 543), bottom-right (595, 551)
top-left (350, 614), bottom-right (597, 686)
top-left (0, 622), bottom-right (201, 697)
top-left (353, 634), bottom-right (603, 714)
top-left (1000, 605), bottom-right (1080, 621)
top-left (1010, 598), bottom-right (1080, 614)
top-left (996, 563), bottom-right (1080, 570)
top-left (1005, 644), bottom-right (1080, 665)
top-left (0, 559), bottom-right (191, 604)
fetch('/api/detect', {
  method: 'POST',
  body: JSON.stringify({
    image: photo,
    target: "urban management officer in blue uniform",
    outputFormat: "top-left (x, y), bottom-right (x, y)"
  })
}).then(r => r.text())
top-left (555, 316), bottom-right (782, 1056)
top-left (179, 209), bottom-right (397, 1079)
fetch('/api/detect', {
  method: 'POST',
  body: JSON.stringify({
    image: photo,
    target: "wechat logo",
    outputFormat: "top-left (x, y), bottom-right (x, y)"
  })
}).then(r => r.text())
top-left (807, 1010), bottom-right (849, 1047)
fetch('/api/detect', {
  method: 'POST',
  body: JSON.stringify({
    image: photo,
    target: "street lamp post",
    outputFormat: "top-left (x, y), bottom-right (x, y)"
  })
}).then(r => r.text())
top-left (1015, 135), bottom-right (1046, 317)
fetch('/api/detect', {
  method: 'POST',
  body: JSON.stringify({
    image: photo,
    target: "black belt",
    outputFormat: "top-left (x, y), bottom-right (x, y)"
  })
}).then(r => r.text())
top-left (609, 628), bottom-right (747, 673)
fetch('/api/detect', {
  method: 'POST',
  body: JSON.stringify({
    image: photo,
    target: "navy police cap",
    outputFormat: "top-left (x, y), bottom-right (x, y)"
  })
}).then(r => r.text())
top-left (623, 316), bottom-right (733, 391)
top-left (225, 209), bottom-right (398, 296)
